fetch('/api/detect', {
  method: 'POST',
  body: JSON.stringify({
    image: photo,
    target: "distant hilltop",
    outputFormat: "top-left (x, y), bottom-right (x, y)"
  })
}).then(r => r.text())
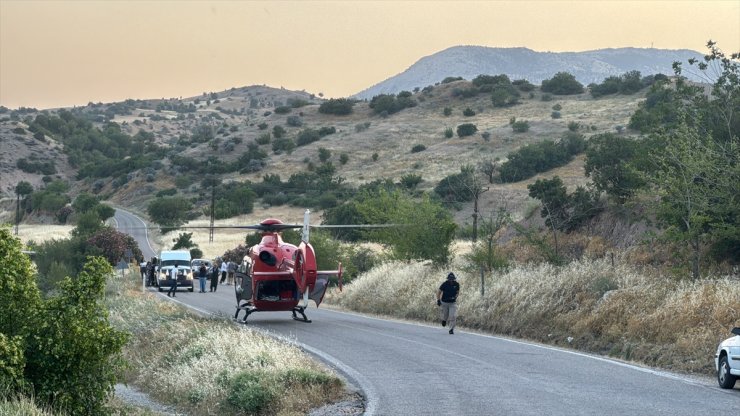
top-left (353, 46), bottom-right (704, 99)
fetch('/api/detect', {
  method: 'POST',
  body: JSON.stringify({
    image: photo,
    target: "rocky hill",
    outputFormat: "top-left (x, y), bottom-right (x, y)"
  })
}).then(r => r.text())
top-left (0, 78), bottom-right (645, 230)
top-left (353, 46), bottom-right (703, 99)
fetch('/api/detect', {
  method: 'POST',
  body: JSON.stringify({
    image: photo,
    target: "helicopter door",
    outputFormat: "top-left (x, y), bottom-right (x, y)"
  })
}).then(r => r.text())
top-left (235, 271), bottom-right (252, 302)
top-left (309, 273), bottom-right (330, 307)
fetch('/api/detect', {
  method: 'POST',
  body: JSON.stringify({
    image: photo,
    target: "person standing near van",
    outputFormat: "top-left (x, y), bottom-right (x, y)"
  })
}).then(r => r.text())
top-left (220, 260), bottom-right (228, 284)
top-left (198, 263), bottom-right (208, 293)
top-left (210, 263), bottom-right (219, 292)
top-left (167, 265), bottom-right (179, 297)
top-left (437, 272), bottom-right (460, 334)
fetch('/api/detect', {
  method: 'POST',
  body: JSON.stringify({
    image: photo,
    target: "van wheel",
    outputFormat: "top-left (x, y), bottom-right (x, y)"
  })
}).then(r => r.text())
top-left (188, 287), bottom-right (194, 292)
top-left (158, 286), bottom-right (163, 292)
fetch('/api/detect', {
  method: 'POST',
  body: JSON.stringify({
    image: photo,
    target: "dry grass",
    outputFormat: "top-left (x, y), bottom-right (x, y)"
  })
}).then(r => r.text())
top-left (106, 272), bottom-right (344, 416)
top-left (9, 224), bottom-right (74, 246)
top-left (325, 252), bottom-right (740, 374)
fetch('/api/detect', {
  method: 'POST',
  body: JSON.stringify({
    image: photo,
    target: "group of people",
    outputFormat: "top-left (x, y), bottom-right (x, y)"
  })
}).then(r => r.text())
top-left (196, 259), bottom-right (238, 293)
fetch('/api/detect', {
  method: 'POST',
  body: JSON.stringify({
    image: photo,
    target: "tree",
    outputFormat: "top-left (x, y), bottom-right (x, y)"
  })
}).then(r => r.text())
top-left (479, 159), bottom-right (499, 184)
top-left (541, 72), bottom-right (584, 95)
top-left (318, 98), bottom-right (354, 115)
top-left (172, 232), bottom-right (196, 250)
top-left (86, 226), bottom-right (144, 264)
top-left (584, 133), bottom-right (645, 203)
top-left (25, 257), bottom-right (128, 415)
top-left (647, 122), bottom-right (735, 279)
top-left (147, 197), bottom-right (191, 230)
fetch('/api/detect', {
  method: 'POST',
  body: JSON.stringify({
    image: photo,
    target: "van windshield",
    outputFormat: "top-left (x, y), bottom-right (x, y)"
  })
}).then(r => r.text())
top-left (161, 260), bottom-right (190, 268)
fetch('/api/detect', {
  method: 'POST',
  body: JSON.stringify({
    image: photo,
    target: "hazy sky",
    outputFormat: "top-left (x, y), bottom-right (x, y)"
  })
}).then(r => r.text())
top-left (1, 0), bottom-right (738, 110)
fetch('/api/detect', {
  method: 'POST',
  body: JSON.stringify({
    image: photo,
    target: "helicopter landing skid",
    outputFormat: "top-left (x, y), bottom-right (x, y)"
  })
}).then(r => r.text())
top-left (292, 307), bottom-right (312, 323)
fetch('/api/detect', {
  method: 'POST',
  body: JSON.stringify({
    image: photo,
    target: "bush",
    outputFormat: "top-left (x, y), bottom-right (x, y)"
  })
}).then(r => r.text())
top-left (286, 115), bottom-right (303, 127)
top-left (339, 153), bottom-right (349, 165)
top-left (256, 132), bottom-right (271, 145)
top-left (355, 122), bottom-right (371, 132)
top-left (410, 144), bottom-right (426, 153)
top-left (296, 129), bottom-right (321, 146)
top-left (552, 103), bottom-right (562, 111)
top-left (272, 126), bottom-right (285, 139)
top-left (274, 106), bottom-right (291, 114)
top-left (541, 72), bottom-right (584, 95)
top-left (318, 98), bottom-right (354, 115)
top-left (456, 123), bottom-right (477, 137)
top-left (444, 128), bottom-right (454, 138)
top-left (226, 371), bottom-right (277, 413)
top-left (443, 107), bottom-right (452, 116)
top-left (512, 120), bottom-right (530, 133)
top-left (441, 76), bottom-right (463, 84)
top-left (568, 121), bottom-right (580, 132)
top-left (463, 108), bottom-right (475, 116)
top-left (369, 93), bottom-right (416, 115)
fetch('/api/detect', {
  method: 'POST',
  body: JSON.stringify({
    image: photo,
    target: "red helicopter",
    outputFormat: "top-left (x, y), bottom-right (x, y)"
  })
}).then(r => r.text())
top-left (233, 212), bottom-right (343, 323)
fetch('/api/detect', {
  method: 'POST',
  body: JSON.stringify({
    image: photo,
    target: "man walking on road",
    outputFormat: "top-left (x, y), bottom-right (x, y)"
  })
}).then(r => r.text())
top-left (167, 265), bottom-right (179, 297)
top-left (437, 272), bottom-right (460, 334)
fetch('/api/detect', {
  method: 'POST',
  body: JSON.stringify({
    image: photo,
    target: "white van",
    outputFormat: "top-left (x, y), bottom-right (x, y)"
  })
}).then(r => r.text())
top-left (157, 250), bottom-right (193, 292)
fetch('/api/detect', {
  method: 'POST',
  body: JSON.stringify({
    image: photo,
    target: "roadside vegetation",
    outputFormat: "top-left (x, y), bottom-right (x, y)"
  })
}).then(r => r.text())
top-left (106, 273), bottom-right (345, 416)
top-left (325, 255), bottom-right (740, 374)
top-left (0, 228), bottom-right (345, 415)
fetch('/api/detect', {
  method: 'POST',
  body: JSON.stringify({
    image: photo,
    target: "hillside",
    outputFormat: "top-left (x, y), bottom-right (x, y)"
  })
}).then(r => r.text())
top-left (353, 46), bottom-right (703, 99)
top-left (0, 80), bottom-right (644, 231)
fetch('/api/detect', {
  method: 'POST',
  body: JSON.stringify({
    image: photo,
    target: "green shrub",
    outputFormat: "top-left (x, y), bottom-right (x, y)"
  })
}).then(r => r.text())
top-left (552, 103), bottom-right (562, 111)
top-left (272, 125), bottom-right (285, 138)
top-left (226, 371), bottom-right (276, 413)
top-left (456, 123), bottom-right (477, 137)
top-left (256, 133), bottom-right (271, 145)
top-left (257, 122), bottom-right (268, 130)
top-left (411, 144), bottom-right (426, 153)
top-left (441, 76), bottom-right (463, 84)
top-left (274, 106), bottom-right (291, 114)
top-left (318, 98), bottom-right (354, 115)
top-left (444, 127), bottom-right (454, 138)
top-left (286, 115), bottom-right (302, 127)
top-left (541, 72), bottom-right (584, 95)
top-left (541, 93), bottom-right (553, 101)
top-left (355, 122), bottom-right (371, 132)
top-left (296, 129), bottom-right (321, 146)
top-left (400, 173), bottom-right (422, 189)
top-left (339, 153), bottom-right (349, 165)
top-left (568, 121), bottom-right (580, 132)
top-left (512, 120), bottom-right (530, 133)
top-left (372, 153), bottom-right (378, 162)
top-left (463, 108), bottom-right (475, 116)
top-left (443, 107), bottom-right (452, 116)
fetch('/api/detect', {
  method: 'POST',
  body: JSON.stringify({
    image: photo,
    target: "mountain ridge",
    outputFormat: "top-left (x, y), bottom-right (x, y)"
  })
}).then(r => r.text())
top-left (352, 46), bottom-right (704, 99)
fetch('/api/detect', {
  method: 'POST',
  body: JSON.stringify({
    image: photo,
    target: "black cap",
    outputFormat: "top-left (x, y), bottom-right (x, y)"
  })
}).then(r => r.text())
top-left (447, 272), bottom-right (456, 280)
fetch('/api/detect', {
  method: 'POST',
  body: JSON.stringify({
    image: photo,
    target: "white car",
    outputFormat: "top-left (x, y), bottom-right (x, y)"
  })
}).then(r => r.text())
top-left (715, 327), bottom-right (740, 389)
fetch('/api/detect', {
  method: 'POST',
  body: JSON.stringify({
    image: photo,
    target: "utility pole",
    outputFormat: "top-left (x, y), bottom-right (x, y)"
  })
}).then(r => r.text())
top-left (209, 184), bottom-right (215, 243)
top-left (471, 186), bottom-right (489, 243)
top-left (15, 193), bottom-right (20, 236)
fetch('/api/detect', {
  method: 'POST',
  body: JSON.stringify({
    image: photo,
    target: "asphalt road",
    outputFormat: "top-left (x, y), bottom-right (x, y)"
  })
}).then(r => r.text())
top-left (114, 209), bottom-right (740, 416)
